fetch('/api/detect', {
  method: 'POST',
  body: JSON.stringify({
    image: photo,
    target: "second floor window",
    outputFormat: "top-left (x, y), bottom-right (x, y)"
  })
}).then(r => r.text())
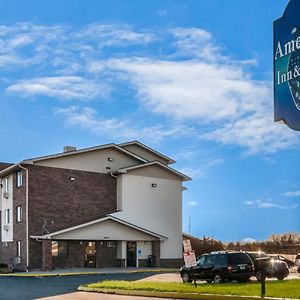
top-left (4, 209), bottom-right (10, 224)
top-left (16, 206), bottom-right (22, 222)
top-left (16, 171), bottom-right (23, 187)
top-left (17, 241), bottom-right (21, 256)
top-left (5, 177), bottom-right (11, 192)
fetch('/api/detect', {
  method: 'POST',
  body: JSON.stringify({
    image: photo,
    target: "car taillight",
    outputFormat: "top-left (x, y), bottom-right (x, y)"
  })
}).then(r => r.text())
top-left (227, 265), bottom-right (232, 272)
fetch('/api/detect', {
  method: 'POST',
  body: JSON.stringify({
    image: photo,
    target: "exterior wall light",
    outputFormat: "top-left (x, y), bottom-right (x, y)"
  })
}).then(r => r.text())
top-left (151, 183), bottom-right (157, 188)
top-left (107, 157), bottom-right (113, 162)
top-left (69, 177), bottom-right (76, 181)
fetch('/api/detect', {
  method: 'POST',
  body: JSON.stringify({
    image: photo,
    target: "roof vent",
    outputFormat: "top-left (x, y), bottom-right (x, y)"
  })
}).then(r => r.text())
top-left (63, 146), bottom-right (77, 153)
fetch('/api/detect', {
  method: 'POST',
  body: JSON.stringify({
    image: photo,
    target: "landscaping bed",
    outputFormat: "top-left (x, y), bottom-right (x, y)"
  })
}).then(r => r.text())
top-left (79, 279), bottom-right (300, 299)
top-left (0, 263), bottom-right (13, 274)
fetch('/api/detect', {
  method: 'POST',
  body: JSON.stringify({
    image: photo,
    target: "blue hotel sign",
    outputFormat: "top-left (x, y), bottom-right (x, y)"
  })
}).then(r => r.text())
top-left (274, 0), bottom-right (300, 130)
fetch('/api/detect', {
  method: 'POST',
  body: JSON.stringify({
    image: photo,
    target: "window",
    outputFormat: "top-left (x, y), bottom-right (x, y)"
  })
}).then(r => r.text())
top-left (203, 255), bottom-right (216, 267)
top-left (17, 241), bottom-right (21, 256)
top-left (16, 171), bottom-right (23, 187)
top-left (197, 255), bottom-right (206, 266)
top-left (16, 206), bottom-right (22, 222)
top-left (52, 241), bottom-right (58, 257)
top-left (4, 177), bottom-right (11, 192)
top-left (107, 241), bottom-right (116, 248)
top-left (52, 241), bottom-right (68, 257)
top-left (4, 209), bottom-right (10, 224)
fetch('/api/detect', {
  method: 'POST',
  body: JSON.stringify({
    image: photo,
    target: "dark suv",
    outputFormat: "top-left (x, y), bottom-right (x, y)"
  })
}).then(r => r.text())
top-left (246, 252), bottom-right (289, 281)
top-left (180, 251), bottom-right (254, 283)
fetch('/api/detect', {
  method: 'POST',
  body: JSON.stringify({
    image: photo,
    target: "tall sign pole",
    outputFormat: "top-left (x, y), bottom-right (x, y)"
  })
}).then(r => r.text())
top-left (274, 0), bottom-right (300, 130)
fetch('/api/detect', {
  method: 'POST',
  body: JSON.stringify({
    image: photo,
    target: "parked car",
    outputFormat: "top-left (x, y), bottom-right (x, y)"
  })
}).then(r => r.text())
top-left (246, 252), bottom-right (289, 281)
top-left (180, 251), bottom-right (254, 283)
top-left (270, 255), bottom-right (294, 268)
top-left (295, 253), bottom-right (300, 267)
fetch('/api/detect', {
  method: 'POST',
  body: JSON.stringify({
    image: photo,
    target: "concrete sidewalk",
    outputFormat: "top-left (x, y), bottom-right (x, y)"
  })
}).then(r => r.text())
top-left (0, 267), bottom-right (177, 277)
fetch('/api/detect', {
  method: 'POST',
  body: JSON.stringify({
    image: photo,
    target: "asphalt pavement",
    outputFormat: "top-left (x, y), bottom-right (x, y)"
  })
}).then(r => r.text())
top-left (0, 272), bottom-right (154, 300)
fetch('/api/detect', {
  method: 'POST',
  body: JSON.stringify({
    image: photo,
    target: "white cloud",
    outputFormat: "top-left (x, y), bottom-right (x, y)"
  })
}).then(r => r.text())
top-left (7, 77), bottom-right (109, 100)
top-left (170, 27), bottom-right (222, 61)
top-left (178, 158), bottom-right (224, 179)
top-left (187, 201), bottom-right (198, 207)
top-left (75, 23), bottom-right (155, 47)
top-left (242, 199), bottom-right (298, 210)
top-left (2, 22), bottom-right (300, 154)
top-left (56, 106), bottom-right (191, 143)
top-left (282, 191), bottom-right (300, 197)
top-left (179, 167), bottom-right (203, 179)
top-left (9, 34), bottom-right (34, 48)
top-left (202, 113), bottom-right (299, 155)
top-left (106, 58), bottom-right (269, 121)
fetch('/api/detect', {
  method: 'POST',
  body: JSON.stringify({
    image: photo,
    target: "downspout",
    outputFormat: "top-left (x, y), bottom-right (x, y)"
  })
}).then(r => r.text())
top-left (19, 164), bottom-right (29, 272)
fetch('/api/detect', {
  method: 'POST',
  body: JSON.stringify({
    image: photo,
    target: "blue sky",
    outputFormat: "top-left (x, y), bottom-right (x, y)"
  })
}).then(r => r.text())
top-left (0, 0), bottom-right (299, 241)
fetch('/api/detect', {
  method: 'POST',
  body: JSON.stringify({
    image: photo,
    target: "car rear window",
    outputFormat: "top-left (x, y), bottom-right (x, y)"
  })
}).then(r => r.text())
top-left (229, 253), bottom-right (252, 264)
top-left (248, 252), bottom-right (268, 260)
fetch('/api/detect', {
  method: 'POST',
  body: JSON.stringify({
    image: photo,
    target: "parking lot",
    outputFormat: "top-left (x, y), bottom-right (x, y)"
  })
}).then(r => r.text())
top-left (0, 267), bottom-right (298, 300)
top-left (138, 267), bottom-right (300, 283)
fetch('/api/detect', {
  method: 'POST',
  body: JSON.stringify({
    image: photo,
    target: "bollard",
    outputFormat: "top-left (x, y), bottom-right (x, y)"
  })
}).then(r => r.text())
top-left (191, 267), bottom-right (197, 287)
top-left (261, 270), bottom-right (266, 298)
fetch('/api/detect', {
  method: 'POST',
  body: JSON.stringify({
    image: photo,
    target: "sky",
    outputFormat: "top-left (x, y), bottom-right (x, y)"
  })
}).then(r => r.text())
top-left (0, 0), bottom-right (299, 242)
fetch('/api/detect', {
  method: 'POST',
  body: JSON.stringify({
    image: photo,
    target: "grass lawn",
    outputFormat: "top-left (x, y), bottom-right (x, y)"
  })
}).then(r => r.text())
top-left (83, 279), bottom-right (300, 299)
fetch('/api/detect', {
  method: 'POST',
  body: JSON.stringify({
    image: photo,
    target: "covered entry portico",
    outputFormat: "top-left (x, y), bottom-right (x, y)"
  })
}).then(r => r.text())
top-left (32, 215), bottom-right (166, 270)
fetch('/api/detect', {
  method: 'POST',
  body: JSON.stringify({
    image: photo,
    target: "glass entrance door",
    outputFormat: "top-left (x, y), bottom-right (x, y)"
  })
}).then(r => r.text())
top-left (126, 241), bottom-right (137, 267)
top-left (85, 241), bottom-right (96, 267)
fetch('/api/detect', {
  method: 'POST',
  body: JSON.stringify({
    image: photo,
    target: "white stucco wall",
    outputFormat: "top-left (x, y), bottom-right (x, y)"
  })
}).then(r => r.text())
top-left (121, 144), bottom-right (169, 165)
top-left (34, 148), bottom-right (142, 173)
top-left (137, 241), bottom-right (152, 260)
top-left (111, 173), bottom-right (183, 259)
top-left (52, 219), bottom-right (158, 241)
top-left (1, 175), bottom-right (13, 242)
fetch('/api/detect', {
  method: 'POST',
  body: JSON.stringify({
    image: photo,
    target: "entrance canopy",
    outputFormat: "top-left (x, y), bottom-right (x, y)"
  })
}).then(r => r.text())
top-left (30, 215), bottom-right (167, 241)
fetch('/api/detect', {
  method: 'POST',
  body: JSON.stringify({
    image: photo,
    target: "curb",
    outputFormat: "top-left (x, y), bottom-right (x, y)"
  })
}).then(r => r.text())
top-left (0, 268), bottom-right (178, 278)
top-left (78, 287), bottom-right (292, 300)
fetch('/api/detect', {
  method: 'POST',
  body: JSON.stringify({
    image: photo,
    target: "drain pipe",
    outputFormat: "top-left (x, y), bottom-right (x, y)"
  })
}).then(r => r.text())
top-left (19, 164), bottom-right (29, 272)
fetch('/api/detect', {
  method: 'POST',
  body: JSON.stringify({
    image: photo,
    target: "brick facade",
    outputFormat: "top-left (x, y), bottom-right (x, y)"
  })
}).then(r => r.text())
top-left (1, 151), bottom-right (182, 270)
top-left (13, 170), bottom-right (27, 271)
top-left (0, 169), bottom-right (27, 271)
top-left (96, 241), bottom-right (120, 268)
top-left (52, 241), bottom-right (85, 269)
top-left (26, 164), bottom-right (117, 237)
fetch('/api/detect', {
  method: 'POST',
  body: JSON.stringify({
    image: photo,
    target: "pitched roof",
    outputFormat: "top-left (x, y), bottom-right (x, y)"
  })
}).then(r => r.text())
top-left (117, 161), bottom-right (191, 181)
top-left (23, 143), bottom-right (147, 164)
top-left (0, 162), bottom-right (13, 172)
top-left (118, 141), bottom-right (176, 164)
top-left (30, 215), bottom-right (167, 240)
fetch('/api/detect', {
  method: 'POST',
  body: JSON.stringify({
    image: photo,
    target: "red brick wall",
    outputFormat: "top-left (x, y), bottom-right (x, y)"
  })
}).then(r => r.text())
top-left (0, 169), bottom-right (27, 271)
top-left (53, 241), bottom-right (85, 269)
top-left (23, 164), bottom-right (117, 269)
top-left (13, 169), bottom-right (27, 270)
top-left (25, 164), bottom-right (117, 236)
top-left (96, 241), bottom-right (119, 268)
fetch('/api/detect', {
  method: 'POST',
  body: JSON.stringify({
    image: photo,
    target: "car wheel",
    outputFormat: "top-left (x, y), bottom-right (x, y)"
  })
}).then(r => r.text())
top-left (256, 271), bottom-right (264, 282)
top-left (181, 272), bottom-right (192, 283)
top-left (213, 272), bottom-right (223, 283)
